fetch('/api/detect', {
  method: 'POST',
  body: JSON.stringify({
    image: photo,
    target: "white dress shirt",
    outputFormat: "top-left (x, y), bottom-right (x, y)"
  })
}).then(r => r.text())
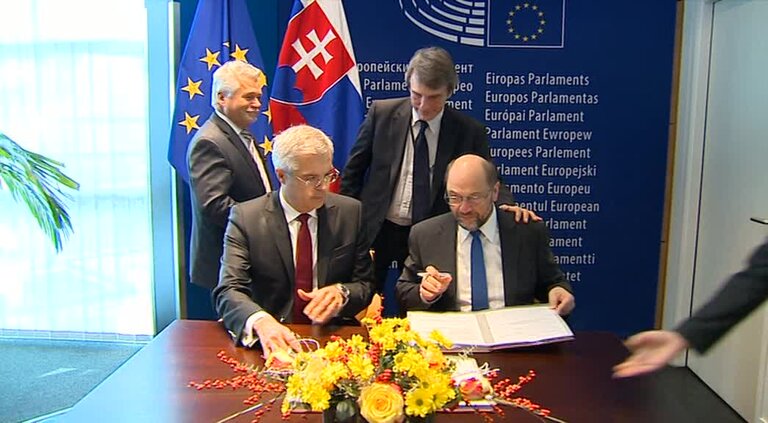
top-left (215, 110), bottom-right (272, 191)
top-left (386, 108), bottom-right (443, 225)
top-left (242, 189), bottom-right (320, 345)
top-left (279, 189), bottom-right (319, 290)
top-left (455, 207), bottom-right (505, 311)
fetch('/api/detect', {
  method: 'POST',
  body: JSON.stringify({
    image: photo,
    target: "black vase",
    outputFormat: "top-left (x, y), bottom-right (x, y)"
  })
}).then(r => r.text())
top-left (322, 409), bottom-right (435, 423)
top-left (322, 407), bottom-right (364, 423)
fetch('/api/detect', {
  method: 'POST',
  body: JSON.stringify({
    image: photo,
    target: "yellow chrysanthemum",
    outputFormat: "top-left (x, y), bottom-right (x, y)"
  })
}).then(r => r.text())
top-left (429, 330), bottom-right (454, 349)
top-left (323, 340), bottom-right (347, 361)
top-left (320, 360), bottom-right (349, 387)
top-left (278, 318), bottom-right (467, 419)
top-left (421, 344), bottom-right (447, 368)
top-left (424, 373), bottom-right (457, 407)
top-left (405, 387), bottom-right (435, 417)
top-left (393, 349), bottom-right (430, 380)
top-left (347, 334), bottom-right (368, 353)
top-left (301, 382), bottom-right (331, 411)
top-left (348, 354), bottom-right (375, 381)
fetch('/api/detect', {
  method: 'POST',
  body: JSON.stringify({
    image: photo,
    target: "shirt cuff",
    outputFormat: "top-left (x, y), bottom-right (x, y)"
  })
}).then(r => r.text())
top-left (419, 291), bottom-right (442, 305)
top-left (241, 310), bottom-right (270, 347)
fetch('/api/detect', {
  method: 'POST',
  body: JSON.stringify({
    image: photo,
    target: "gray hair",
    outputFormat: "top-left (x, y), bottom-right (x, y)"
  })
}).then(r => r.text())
top-left (271, 125), bottom-right (334, 172)
top-left (404, 46), bottom-right (458, 94)
top-left (211, 61), bottom-right (264, 109)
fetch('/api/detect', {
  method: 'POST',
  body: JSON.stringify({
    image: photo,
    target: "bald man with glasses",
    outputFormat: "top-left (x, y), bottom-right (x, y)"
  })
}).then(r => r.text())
top-left (396, 154), bottom-right (575, 315)
top-left (214, 125), bottom-right (374, 356)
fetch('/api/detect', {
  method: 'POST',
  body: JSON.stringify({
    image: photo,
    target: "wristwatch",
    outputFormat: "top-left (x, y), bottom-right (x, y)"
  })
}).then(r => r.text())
top-left (335, 283), bottom-right (350, 307)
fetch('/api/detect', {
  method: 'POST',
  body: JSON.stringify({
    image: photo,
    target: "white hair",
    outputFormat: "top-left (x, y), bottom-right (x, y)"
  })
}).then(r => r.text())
top-left (210, 61), bottom-right (264, 109)
top-left (271, 125), bottom-right (334, 172)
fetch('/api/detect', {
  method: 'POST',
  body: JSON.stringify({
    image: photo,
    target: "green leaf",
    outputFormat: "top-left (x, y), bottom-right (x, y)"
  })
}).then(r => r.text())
top-left (0, 132), bottom-right (80, 251)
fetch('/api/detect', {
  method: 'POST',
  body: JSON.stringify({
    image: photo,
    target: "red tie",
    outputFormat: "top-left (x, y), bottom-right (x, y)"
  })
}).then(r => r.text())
top-left (293, 213), bottom-right (313, 324)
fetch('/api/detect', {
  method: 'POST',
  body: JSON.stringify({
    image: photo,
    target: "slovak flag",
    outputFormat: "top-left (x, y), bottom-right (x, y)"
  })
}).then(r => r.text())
top-left (270, 0), bottom-right (364, 182)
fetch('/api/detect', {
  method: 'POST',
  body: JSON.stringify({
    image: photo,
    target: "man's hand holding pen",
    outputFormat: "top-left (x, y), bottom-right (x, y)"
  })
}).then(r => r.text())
top-left (418, 265), bottom-right (452, 302)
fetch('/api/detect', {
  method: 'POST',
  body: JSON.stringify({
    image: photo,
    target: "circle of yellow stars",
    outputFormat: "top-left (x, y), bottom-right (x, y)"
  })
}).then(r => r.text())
top-left (507, 2), bottom-right (546, 42)
top-left (178, 41), bottom-right (273, 155)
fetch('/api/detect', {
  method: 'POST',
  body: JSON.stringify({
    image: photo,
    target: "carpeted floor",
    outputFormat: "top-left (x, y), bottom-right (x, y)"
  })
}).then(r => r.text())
top-left (0, 338), bottom-right (141, 423)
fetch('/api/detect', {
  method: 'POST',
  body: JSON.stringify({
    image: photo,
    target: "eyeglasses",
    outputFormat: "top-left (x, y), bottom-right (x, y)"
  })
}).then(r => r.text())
top-left (444, 190), bottom-right (492, 206)
top-left (292, 168), bottom-right (340, 188)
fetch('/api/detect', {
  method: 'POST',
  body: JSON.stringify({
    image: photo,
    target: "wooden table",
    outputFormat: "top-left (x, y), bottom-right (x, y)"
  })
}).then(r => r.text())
top-left (63, 320), bottom-right (743, 422)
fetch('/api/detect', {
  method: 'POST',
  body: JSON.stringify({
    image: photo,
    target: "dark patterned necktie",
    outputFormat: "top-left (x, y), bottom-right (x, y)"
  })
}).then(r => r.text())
top-left (411, 120), bottom-right (430, 223)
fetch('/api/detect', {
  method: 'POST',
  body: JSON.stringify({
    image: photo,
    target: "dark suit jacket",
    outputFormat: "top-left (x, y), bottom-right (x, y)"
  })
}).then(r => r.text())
top-left (187, 113), bottom-right (269, 289)
top-left (213, 192), bottom-right (375, 340)
top-left (396, 209), bottom-right (572, 312)
top-left (340, 97), bottom-right (514, 244)
top-left (676, 238), bottom-right (768, 353)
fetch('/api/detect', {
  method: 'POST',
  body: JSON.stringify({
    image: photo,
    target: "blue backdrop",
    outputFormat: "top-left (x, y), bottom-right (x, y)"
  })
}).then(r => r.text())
top-left (177, 0), bottom-right (676, 337)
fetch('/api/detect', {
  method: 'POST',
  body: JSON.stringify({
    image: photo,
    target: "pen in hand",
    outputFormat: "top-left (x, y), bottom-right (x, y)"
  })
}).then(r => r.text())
top-left (418, 266), bottom-right (453, 302)
top-left (417, 271), bottom-right (451, 278)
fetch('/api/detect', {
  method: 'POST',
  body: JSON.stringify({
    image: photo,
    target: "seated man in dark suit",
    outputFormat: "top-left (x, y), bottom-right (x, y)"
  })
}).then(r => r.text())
top-left (396, 154), bottom-right (575, 315)
top-left (214, 125), bottom-right (375, 356)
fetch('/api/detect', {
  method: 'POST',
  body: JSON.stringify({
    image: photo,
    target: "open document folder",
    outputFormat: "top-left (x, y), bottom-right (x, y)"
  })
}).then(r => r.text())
top-left (407, 305), bottom-right (574, 352)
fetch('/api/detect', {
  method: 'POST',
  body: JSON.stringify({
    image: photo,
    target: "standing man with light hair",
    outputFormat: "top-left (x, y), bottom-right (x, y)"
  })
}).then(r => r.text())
top-left (214, 125), bottom-right (375, 356)
top-left (187, 60), bottom-right (275, 292)
top-left (397, 154), bottom-right (574, 315)
top-left (341, 47), bottom-right (539, 311)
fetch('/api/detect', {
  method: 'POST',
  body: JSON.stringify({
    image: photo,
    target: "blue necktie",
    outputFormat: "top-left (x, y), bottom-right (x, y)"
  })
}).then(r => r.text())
top-left (470, 230), bottom-right (489, 311)
top-left (411, 120), bottom-right (430, 223)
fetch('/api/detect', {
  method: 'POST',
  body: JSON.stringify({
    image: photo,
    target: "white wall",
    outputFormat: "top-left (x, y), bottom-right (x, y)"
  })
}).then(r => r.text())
top-left (669, 1), bottom-right (768, 421)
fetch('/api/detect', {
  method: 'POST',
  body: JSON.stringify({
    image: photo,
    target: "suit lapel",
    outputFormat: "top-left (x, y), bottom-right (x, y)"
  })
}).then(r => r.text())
top-left (315, 203), bottom-right (334, 288)
top-left (438, 218), bottom-right (460, 307)
top-left (387, 100), bottom-right (412, 189)
top-left (497, 209), bottom-right (520, 306)
top-left (211, 113), bottom-right (265, 190)
top-left (432, 108), bottom-right (457, 207)
top-left (266, 193), bottom-right (294, 286)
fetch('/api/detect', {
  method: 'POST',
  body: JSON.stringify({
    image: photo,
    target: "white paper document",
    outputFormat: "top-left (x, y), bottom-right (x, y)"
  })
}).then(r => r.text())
top-left (408, 305), bottom-right (574, 351)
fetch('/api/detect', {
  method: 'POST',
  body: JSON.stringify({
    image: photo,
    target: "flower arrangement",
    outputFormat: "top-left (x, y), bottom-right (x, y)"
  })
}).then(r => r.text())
top-left (277, 317), bottom-right (457, 422)
top-left (189, 317), bottom-right (564, 423)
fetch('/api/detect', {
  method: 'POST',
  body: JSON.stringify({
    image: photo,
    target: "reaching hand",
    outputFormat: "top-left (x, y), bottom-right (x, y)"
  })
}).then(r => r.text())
top-left (252, 314), bottom-right (300, 358)
top-left (612, 330), bottom-right (690, 378)
top-left (498, 204), bottom-right (542, 223)
top-left (297, 285), bottom-right (344, 324)
top-left (420, 265), bottom-right (452, 302)
top-left (548, 286), bottom-right (575, 315)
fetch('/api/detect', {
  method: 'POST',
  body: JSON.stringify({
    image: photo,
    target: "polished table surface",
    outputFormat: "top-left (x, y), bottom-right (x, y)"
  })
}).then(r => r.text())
top-left (64, 320), bottom-right (743, 423)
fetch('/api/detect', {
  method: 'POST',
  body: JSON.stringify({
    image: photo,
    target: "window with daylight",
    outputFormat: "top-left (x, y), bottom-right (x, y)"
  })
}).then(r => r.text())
top-left (0, 0), bottom-right (153, 338)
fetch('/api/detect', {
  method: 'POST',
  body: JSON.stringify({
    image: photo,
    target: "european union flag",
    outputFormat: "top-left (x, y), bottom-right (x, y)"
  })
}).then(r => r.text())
top-left (167, 0), bottom-right (273, 182)
top-left (487, 0), bottom-right (566, 48)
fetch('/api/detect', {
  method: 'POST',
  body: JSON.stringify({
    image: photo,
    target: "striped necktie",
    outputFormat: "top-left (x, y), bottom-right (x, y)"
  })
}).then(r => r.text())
top-left (241, 129), bottom-right (272, 191)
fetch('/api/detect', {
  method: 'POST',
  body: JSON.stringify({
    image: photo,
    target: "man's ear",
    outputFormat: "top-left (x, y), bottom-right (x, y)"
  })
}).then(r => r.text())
top-left (275, 168), bottom-right (287, 184)
top-left (491, 181), bottom-right (500, 202)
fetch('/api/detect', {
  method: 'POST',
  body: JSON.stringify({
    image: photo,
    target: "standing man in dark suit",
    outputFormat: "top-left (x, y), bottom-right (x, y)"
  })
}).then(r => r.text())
top-left (396, 154), bottom-right (574, 315)
top-left (341, 47), bottom-right (538, 304)
top-left (187, 61), bottom-right (274, 290)
top-left (613, 238), bottom-right (768, 378)
top-left (214, 125), bottom-right (374, 356)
